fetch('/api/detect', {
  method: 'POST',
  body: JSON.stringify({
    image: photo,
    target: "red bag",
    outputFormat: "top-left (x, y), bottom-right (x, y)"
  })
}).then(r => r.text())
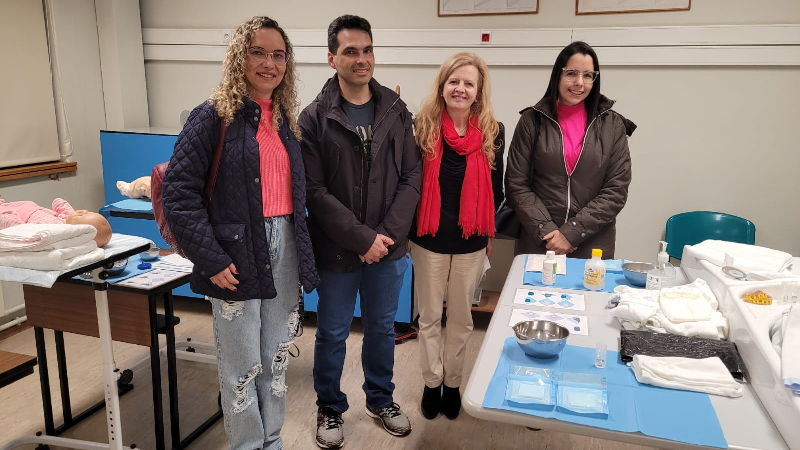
top-left (151, 121), bottom-right (228, 258)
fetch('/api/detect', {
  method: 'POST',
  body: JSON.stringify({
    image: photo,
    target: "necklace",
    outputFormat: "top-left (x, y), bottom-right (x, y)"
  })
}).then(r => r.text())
top-left (455, 124), bottom-right (468, 136)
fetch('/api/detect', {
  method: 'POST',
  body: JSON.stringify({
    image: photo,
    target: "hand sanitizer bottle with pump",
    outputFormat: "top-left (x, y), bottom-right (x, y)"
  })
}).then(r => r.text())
top-left (646, 241), bottom-right (676, 290)
top-left (542, 250), bottom-right (557, 286)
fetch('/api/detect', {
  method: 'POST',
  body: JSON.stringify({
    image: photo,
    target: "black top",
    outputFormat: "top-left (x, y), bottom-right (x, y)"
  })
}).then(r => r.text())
top-left (410, 131), bottom-right (504, 255)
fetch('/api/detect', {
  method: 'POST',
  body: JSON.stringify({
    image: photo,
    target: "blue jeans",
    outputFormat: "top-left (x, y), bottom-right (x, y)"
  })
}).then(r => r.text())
top-left (209, 216), bottom-right (299, 450)
top-left (313, 256), bottom-right (407, 413)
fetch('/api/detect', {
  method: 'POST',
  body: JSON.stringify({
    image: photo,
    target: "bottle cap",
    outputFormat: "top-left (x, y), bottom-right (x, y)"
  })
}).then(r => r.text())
top-left (592, 248), bottom-right (602, 258)
top-left (137, 262), bottom-right (152, 270)
top-left (546, 250), bottom-right (555, 257)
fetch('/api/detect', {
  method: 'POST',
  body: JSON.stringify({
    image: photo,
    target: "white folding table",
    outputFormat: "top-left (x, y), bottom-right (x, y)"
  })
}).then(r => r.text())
top-left (463, 255), bottom-right (789, 450)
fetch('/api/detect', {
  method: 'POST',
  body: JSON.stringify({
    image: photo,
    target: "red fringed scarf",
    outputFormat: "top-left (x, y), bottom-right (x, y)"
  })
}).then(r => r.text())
top-left (416, 110), bottom-right (495, 238)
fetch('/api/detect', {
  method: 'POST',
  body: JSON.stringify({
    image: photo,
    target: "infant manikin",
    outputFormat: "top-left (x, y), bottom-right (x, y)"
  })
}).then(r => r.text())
top-left (117, 176), bottom-right (152, 199)
top-left (0, 198), bottom-right (112, 247)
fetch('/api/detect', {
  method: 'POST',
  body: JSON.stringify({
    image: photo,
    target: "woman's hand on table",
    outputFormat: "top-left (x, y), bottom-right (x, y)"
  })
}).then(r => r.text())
top-left (211, 263), bottom-right (239, 291)
top-left (543, 230), bottom-right (576, 255)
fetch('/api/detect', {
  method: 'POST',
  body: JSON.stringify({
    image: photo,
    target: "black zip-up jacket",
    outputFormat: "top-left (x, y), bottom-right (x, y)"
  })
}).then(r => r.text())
top-left (299, 75), bottom-right (422, 272)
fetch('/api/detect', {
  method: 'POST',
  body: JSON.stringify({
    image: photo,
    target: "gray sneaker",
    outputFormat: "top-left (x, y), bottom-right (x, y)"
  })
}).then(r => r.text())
top-left (316, 407), bottom-right (344, 449)
top-left (366, 402), bottom-right (412, 437)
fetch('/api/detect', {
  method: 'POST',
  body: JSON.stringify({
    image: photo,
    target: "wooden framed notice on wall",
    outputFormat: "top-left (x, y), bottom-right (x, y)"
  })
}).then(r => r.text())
top-left (576, 0), bottom-right (690, 15)
top-left (438, 0), bottom-right (539, 17)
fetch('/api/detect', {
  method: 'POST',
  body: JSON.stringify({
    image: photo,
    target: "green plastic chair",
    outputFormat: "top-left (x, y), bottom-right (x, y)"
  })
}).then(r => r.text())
top-left (664, 211), bottom-right (756, 260)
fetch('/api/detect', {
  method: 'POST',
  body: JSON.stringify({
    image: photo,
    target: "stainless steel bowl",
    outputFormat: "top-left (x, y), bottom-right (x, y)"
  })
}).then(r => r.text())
top-left (102, 257), bottom-right (128, 275)
top-left (513, 320), bottom-right (569, 359)
top-left (622, 262), bottom-right (655, 287)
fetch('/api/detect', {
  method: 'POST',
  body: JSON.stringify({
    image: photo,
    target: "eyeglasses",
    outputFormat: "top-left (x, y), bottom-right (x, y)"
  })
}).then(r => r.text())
top-left (248, 47), bottom-right (290, 66)
top-left (562, 68), bottom-right (599, 84)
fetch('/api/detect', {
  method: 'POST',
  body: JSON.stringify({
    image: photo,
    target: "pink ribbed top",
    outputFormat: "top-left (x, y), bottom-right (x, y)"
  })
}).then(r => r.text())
top-left (255, 98), bottom-right (293, 217)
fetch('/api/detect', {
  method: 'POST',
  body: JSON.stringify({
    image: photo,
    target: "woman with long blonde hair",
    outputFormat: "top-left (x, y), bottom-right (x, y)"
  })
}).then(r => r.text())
top-left (409, 52), bottom-right (504, 420)
top-left (162, 16), bottom-right (318, 450)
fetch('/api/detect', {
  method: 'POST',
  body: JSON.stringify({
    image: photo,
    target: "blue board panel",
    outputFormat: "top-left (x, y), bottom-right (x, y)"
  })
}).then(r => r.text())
top-left (106, 215), bottom-right (166, 249)
top-left (99, 131), bottom-right (178, 205)
top-left (99, 131), bottom-right (412, 316)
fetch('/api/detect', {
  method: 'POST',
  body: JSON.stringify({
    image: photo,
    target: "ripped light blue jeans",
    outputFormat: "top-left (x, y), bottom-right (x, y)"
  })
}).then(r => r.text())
top-left (208, 215), bottom-right (299, 450)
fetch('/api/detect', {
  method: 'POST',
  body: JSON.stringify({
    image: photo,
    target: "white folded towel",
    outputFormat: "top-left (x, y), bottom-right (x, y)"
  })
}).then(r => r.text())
top-left (647, 310), bottom-right (728, 340)
top-left (783, 304), bottom-right (800, 392)
top-left (0, 224), bottom-right (97, 252)
top-left (659, 288), bottom-right (714, 323)
top-left (631, 355), bottom-right (743, 398)
top-left (684, 240), bottom-right (793, 274)
top-left (0, 241), bottom-right (104, 270)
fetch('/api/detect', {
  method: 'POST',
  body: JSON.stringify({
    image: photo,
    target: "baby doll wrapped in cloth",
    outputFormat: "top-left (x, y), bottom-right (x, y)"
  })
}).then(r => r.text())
top-left (0, 198), bottom-right (110, 270)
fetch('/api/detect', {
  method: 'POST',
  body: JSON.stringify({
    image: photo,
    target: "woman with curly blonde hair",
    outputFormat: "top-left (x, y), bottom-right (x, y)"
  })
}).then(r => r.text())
top-left (162, 16), bottom-right (318, 450)
top-left (409, 52), bottom-right (504, 420)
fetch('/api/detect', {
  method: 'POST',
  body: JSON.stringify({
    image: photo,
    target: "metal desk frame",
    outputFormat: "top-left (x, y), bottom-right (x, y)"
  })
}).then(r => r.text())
top-left (1, 240), bottom-right (221, 450)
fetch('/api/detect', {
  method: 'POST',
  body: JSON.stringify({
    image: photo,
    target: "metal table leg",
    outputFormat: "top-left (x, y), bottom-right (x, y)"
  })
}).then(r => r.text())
top-left (34, 327), bottom-right (55, 435)
top-left (148, 293), bottom-right (166, 450)
top-left (163, 291), bottom-right (181, 449)
top-left (54, 330), bottom-right (73, 425)
top-left (92, 267), bottom-right (126, 450)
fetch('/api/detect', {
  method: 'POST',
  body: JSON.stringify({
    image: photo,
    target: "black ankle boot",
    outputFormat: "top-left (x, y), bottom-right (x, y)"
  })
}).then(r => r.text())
top-left (421, 384), bottom-right (442, 419)
top-left (441, 385), bottom-right (461, 419)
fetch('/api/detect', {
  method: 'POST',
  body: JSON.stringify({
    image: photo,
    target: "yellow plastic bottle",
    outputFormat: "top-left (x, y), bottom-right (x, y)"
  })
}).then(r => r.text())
top-left (583, 249), bottom-right (606, 291)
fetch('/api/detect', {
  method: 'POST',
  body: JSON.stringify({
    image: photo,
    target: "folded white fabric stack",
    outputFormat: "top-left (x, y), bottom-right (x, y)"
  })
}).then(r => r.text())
top-left (608, 286), bottom-right (660, 329)
top-left (0, 223), bottom-right (99, 251)
top-left (0, 224), bottom-right (104, 270)
top-left (609, 279), bottom-right (728, 340)
top-left (684, 240), bottom-right (794, 273)
top-left (783, 304), bottom-right (800, 395)
top-left (631, 355), bottom-right (743, 398)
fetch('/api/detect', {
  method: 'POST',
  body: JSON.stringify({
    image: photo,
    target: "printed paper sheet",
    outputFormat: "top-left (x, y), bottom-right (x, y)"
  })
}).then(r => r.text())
top-left (512, 288), bottom-right (586, 311)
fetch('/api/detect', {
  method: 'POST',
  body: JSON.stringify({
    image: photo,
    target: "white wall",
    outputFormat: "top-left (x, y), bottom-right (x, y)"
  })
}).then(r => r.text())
top-left (140, 0), bottom-right (799, 29)
top-left (140, 1), bottom-right (800, 288)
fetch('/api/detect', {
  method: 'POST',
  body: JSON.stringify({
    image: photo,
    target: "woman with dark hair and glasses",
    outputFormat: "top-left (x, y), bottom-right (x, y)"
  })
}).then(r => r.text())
top-left (505, 41), bottom-right (636, 258)
top-left (161, 16), bottom-right (318, 450)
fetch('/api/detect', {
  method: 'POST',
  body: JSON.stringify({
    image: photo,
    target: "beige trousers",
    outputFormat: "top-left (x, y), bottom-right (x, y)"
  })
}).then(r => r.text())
top-left (411, 242), bottom-right (485, 388)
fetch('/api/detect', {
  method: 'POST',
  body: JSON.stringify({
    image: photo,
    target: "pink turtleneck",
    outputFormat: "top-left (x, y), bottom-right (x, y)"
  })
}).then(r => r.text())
top-left (556, 101), bottom-right (587, 175)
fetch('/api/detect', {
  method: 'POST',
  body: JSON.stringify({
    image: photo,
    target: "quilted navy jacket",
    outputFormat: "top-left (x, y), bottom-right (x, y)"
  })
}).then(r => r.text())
top-left (162, 99), bottom-right (319, 301)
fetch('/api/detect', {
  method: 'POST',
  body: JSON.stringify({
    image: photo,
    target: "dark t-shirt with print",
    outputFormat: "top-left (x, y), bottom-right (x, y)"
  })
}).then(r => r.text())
top-left (341, 97), bottom-right (375, 151)
top-left (341, 96), bottom-right (375, 223)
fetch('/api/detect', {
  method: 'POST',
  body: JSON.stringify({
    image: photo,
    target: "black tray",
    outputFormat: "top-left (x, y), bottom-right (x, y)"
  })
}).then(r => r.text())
top-left (620, 330), bottom-right (746, 381)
